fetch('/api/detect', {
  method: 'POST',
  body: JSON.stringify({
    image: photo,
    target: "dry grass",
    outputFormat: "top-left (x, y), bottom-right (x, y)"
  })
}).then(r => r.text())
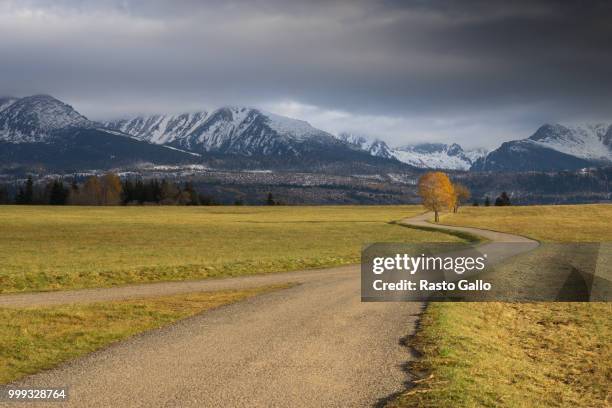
top-left (0, 284), bottom-right (289, 384)
top-left (439, 204), bottom-right (612, 242)
top-left (0, 205), bottom-right (460, 293)
top-left (391, 302), bottom-right (611, 408)
top-left (392, 204), bottom-right (612, 408)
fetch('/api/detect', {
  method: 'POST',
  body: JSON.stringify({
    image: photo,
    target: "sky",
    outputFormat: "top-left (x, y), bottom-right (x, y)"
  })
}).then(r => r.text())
top-left (0, 0), bottom-right (611, 149)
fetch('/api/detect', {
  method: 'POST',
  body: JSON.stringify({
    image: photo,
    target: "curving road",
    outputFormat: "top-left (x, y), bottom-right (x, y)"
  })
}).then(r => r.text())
top-left (400, 212), bottom-right (539, 264)
top-left (1, 212), bottom-right (538, 407)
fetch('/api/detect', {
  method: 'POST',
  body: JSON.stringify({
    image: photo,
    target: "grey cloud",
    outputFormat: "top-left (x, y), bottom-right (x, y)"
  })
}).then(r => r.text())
top-left (0, 0), bottom-right (611, 148)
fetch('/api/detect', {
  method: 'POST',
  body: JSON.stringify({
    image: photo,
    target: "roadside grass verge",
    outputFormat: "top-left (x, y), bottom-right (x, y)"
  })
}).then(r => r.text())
top-left (0, 284), bottom-right (289, 384)
top-left (0, 205), bottom-right (462, 293)
top-left (390, 302), bottom-right (610, 408)
top-left (391, 204), bottom-right (612, 408)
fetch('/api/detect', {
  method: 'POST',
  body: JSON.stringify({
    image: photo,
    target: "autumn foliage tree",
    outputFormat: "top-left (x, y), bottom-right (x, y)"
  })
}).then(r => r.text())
top-left (452, 183), bottom-right (471, 213)
top-left (418, 171), bottom-right (455, 222)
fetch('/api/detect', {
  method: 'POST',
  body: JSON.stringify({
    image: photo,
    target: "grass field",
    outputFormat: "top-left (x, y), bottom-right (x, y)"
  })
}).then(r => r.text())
top-left (1, 204), bottom-right (610, 405)
top-left (0, 205), bottom-right (461, 293)
top-left (0, 284), bottom-right (289, 384)
top-left (392, 204), bottom-right (612, 408)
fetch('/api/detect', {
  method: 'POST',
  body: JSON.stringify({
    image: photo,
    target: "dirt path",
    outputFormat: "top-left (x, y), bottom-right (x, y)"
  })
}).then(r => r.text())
top-left (0, 265), bottom-right (357, 308)
top-left (1, 212), bottom-right (538, 407)
top-left (400, 212), bottom-right (539, 265)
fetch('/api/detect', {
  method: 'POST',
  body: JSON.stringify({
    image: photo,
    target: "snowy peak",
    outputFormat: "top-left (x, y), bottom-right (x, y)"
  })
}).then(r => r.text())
top-left (462, 147), bottom-right (489, 163)
top-left (392, 143), bottom-right (486, 170)
top-left (0, 94), bottom-right (93, 143)
top-left (334, 135), bottom-right (487, 170)
top-left (336, 132), bottom-right (395, 159)
top-left (106, 107), bottom-right (339, 157)
top-left (472, 123), bottom-right (612, 171)
top-left (334, 134), bottom-right (488, 170)
top-left (527, 123), bottom-right (612, 162)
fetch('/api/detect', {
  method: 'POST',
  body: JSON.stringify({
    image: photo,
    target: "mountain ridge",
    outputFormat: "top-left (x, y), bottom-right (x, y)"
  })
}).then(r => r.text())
top-left (335, 133), bottom-right (486, 170)
top-left (393, 142), bottom-right (486, 171)
top-left (104, 107), bottom-right (360, 158)
top-left (1, 94), bottom-right (610, 173)
top-left (0, 95), bottom-right (201, 171)
top-left (472, 123), bottom-right (612, 171)
top-left (0, 94), bottom-right (93, 143)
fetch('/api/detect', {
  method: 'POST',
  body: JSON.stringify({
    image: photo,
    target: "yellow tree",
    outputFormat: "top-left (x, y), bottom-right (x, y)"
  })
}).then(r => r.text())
top-left (452, 183), bottom-right (471, 213)
top-left (418, 171), bottom-right (455, 222)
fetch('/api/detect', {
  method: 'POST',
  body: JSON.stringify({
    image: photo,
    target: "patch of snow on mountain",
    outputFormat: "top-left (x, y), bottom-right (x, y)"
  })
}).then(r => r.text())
top-left (393, 149), bottom-right (468, 170)
top-left (161, 145), bottom-right (202, 157)
top-left (0, 97), bottom-right (18, 113)
top-left (336, 132), bottom-right (395, 158)
top-left (264, 111), bottom-right (324, 140)
top-left (463, 147), bottom-right (489, 163)
top-left (104, 112), bottom-right (210, 145)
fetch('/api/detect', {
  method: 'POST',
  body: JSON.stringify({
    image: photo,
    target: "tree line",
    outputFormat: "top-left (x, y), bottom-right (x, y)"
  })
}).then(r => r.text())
top-left (1, 174), bottom-right (219, 206)
top-left (0, 174), bottom-right (286, 206)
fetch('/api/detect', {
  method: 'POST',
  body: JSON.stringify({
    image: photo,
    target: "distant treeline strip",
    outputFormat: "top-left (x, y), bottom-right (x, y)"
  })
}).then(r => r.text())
top-left (0, 173), bottom-right (220, 206)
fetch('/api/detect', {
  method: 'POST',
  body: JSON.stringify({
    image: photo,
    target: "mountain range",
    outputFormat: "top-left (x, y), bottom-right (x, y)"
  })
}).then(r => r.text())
top-left (336, 126), bottom-right (612, 171)
top-left (337, 133), bottom-right (487, 170)
top-left (104, 108), bottom-right (359, 159)
top-left (0, 95), bottom-right (405, 173)
top-left (0, 94), bottom-right (610, 173)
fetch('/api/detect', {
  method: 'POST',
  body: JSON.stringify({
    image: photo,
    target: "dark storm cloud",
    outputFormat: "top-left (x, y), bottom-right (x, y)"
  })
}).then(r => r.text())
top-left (0, 0), bottom-right (611, 147)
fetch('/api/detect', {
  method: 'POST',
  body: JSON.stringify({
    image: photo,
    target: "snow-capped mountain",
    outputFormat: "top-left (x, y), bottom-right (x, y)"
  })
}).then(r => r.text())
top-left (336, 132), bottom-right (395, 159)
top-left (0, 95), bottom-right (407, 172)
top-left (105, 107), bottom-right (359, 158)
top-left (335, 134), bottom-right (486, 170)
top-left (0, 95), bottom-right (93, 143)
top-left (528, 124), bottom-right (612, 162)
top-left (0, 95), bottom-right (200, 170)
top-left (6, 94), bottom-right (609, 174)
top-left (104, 112), bottom-right (209, 145)
top-left (472, 124), bottom-right (612, 171)
top-left (392, 143), bottom-right (486, 171)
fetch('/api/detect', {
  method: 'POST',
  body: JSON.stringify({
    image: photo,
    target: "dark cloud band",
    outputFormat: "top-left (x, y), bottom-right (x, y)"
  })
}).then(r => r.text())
top-left (0, 0), bottom-right (610, 147)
